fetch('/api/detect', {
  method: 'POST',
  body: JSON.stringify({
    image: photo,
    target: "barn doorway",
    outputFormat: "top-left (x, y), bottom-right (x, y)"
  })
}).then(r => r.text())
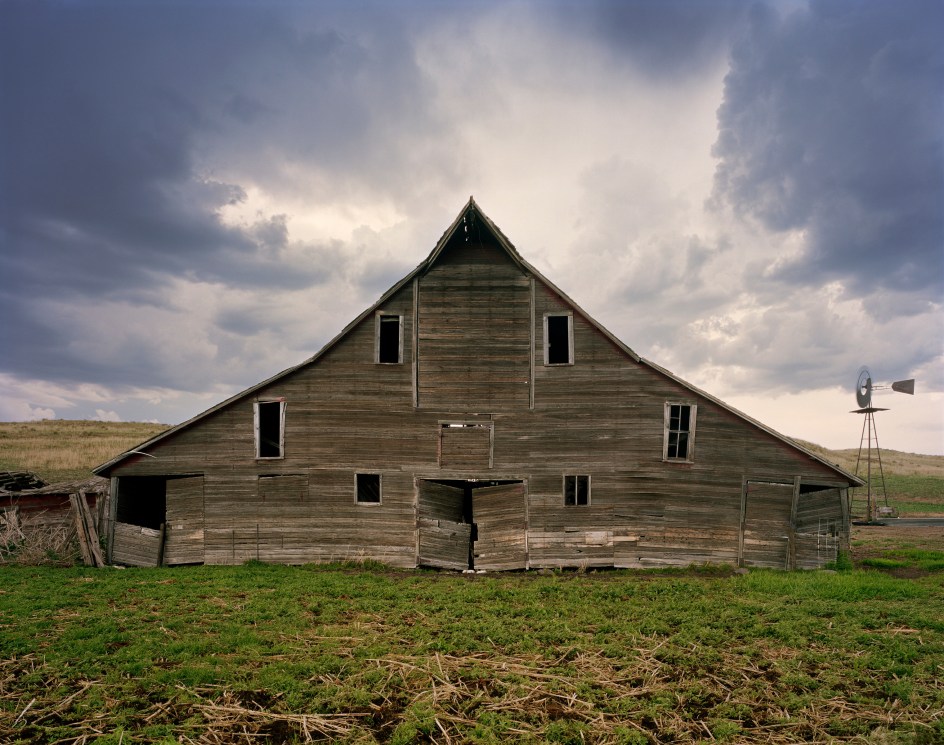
top-left (111, 475), bottom-right (205, 567)
top-left (417, 479), bottom-right (527, 571)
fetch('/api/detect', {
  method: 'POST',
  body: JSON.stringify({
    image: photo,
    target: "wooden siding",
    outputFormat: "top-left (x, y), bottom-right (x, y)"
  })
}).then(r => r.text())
top-left (794, 487), bottom-right (846, 569)
top-left (418, 481), bottom-right (470, 571)
top-left (164, 476), bottom-right (205, 565)
top-left (112, 522), bottom-right (162, 567)
top-left (472, 482), bottom-right (528, 571)
top-left (417, 240), bottom-right (531, 411)
top-left (440, 424), bottom-right (492, 469)
top-left (741, 482), bottom-right (793, 569)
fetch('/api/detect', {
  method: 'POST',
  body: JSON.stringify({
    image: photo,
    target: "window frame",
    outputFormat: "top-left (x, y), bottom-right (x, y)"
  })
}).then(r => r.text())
top-left (355, 472), bottom-right (382, 505)
top-left (563, 474), bottom-right (591, 506)
top-left (375, 312), bottom-right (403, 364)
top-left (254, 399), bottom-right (286, 460)
top-left (543, 312), bottom-right (574, 366)
top-left (663, 402), bottom-right (697, 463)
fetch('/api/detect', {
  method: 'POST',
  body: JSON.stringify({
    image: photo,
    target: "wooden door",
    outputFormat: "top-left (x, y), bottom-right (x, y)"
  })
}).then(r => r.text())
top-left (163, 476), bottom-right (205, 565)
top-left (472, 482), bottom-right (527, 570)
top-left (417, 481), bottom-right (471, 570)
top-left (741, 481), bottom-right (792, 569)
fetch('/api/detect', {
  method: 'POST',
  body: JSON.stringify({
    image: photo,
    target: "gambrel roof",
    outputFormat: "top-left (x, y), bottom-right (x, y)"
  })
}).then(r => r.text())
top-left (95, 198), bottom-right (860, 485)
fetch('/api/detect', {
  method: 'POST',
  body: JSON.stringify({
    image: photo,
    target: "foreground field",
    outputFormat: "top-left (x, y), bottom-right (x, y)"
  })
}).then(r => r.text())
top-left (1, 561), bottom-right (943, 744)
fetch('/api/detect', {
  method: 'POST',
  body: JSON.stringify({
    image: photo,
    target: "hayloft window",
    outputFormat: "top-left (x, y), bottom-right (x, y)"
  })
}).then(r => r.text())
top-left (356, 473), bottom-right (382, 504)
top-left (254, 400), bottom-right (285, 459)
top-left (664, 403), bottom-right (696, 462)
top-left (376, 313), bottom-right (403, 364)
top-left (564, 474), bottom-right (590, 506)
top-left (544, 313), bottom-right (573, 365)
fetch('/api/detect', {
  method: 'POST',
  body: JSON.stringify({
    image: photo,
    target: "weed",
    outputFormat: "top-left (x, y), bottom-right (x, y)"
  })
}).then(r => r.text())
top-left (828, 550), bottom-right (854, 570)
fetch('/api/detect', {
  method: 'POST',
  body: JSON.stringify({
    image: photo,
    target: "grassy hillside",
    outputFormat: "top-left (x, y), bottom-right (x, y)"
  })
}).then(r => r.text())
top-left (0, 420), bottom-right (169, 483)
top-left (794, 439), bottom-right (944, 516)
top-left (0, 422), bottom-right (941, 514)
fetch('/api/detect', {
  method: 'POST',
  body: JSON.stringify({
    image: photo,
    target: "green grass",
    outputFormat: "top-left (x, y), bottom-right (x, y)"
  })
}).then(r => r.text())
top-left (1, 564), bottom-right (943, 743)
top-left (884, 474), bottom-right (944, 500)
top-left (861, 549), bottom-right (944, 573)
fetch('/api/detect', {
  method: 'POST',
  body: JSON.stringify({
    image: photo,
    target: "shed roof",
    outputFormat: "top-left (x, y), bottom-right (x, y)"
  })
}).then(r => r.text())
top-left (94, 199), bottom-right (861, 486)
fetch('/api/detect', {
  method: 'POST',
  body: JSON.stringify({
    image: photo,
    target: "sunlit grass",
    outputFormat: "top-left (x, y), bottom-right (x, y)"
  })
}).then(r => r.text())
top-left (0, 420), bottom-right (168, 482)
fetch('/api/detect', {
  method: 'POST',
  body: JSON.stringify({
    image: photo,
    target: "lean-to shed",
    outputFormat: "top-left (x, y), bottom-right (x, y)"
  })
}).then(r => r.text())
top-left (94, 199), bottom-right (860, 571)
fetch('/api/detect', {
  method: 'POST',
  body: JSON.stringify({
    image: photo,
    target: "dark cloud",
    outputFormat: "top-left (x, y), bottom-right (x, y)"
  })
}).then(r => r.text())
top-left (0, 0), bottom-right (442, 389)
top-left (711, 0), bottom-right (944, 297)
top-left (549, 0), bottom-right (747, 79)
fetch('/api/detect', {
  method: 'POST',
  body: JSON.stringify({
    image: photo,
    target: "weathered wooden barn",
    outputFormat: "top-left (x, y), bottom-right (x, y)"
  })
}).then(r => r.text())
top-left (94, 199), bottom-right (859, 571)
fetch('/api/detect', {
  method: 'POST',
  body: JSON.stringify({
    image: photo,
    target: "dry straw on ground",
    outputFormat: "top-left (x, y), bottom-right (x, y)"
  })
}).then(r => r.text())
top-left (3, 638), bottom-right (940, 743)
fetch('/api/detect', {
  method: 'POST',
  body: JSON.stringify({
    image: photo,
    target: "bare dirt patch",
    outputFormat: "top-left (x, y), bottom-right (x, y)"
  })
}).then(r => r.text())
top-left (851, 524), bottom-right (944, 557)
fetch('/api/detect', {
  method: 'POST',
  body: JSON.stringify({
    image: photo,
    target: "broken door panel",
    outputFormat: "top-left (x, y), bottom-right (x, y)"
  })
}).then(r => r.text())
top-left (418, 520), bottom-right (473, 570)
top-left (417, 481), bottom-right (471, 570)
top-left (473, 481), bottom-right (527, 570)
top-left (111, 522), bottom-right (162, 567)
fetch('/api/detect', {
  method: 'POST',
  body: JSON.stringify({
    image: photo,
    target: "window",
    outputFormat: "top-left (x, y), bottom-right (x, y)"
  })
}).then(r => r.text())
top-left (564, 474), bottom-right (590, 506)
top-left (544, 313), bottom-right (573, 365)
top-left (356, 473), bottom-right (382, 504)
top-left (254, 400), bottom-right (285, 459)
top-left (664, 403), bottom-right (696, 461)
top-left (376, 313), bottom-right (402, 364)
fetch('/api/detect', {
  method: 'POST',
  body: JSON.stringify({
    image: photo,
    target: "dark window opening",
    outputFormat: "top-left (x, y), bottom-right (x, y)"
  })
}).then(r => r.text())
top-left (564, 474), bottom-right (590, 506)
top-left (665, 403), bottom-right (694, 461)
top-left (115, 476), bottom-right (166, 530)
top-left (256, 401), bottom-right (283, 458)
top-left (546, 314), bottom-right (572, 365)
top-left (378, 315), bottom-right (402, 363)
top-left (799, 484), bottom-right (834, 494)
top-left (356, 473), bottom-right (381, 504)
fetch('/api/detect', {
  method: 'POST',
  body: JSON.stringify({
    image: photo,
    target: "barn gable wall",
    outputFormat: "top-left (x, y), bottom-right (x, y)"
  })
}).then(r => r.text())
top-left (103, 200), bottom-right (853, 570)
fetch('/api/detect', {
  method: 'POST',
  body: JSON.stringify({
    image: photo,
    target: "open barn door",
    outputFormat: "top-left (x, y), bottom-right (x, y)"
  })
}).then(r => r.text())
top-left (417, 480), bottom-right (472, 570)
top-left (472, 481), bottom-right (527, 571)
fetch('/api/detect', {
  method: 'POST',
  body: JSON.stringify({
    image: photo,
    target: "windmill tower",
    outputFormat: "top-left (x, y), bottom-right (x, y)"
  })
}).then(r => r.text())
top-left (852, 367), bottom-right (915, 522)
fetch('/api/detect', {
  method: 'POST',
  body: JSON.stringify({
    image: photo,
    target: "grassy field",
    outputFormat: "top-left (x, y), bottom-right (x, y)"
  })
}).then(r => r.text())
top-left (0, 420), bottom-right (169, 483)
top-left (1, 562), bottom-right (943, 744)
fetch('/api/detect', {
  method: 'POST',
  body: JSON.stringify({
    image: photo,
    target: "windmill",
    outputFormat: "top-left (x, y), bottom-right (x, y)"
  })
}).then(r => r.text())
top-left (851, 367), bottom-right (915, 522)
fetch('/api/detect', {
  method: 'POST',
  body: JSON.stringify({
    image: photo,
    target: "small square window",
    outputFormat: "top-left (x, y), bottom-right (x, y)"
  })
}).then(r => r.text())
top-left (356, 473), bottom-right (382, 504)
top-left (564, 474), bottom-right (590, 506)
top-left (377, 314), bottom-right (402, 364)
top-left (664, 403), bottom-right (696, 461)
top-left (544, 313), bottom-right (573, 365)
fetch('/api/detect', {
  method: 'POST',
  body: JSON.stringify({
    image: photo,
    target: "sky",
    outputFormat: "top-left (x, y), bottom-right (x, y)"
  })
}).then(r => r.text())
top-left (1, 0), bottom-right (942, 455)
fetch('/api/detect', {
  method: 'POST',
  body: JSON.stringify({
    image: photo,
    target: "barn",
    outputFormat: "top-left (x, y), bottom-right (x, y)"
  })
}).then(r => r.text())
top-left (94, 199), bottom-right (859, 571)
